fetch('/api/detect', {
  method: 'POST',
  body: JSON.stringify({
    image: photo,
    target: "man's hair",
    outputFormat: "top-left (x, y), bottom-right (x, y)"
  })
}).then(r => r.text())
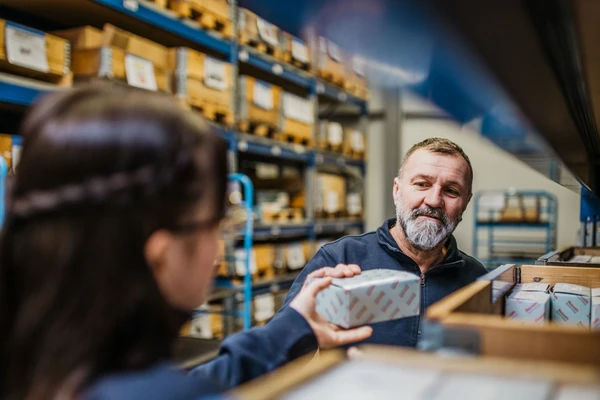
top-left (399, 137), bottom-right (473, 193)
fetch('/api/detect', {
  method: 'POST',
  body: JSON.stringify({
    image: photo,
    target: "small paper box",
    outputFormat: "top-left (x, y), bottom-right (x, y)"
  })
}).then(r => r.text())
top-left (505, 291), bottom-right (550, 325)
top-left (551, 283), bottom-right (591, 330)
top-left (591, 288), bottom-right (600, 331)
top-left (314, 269), bottom-right (420, 328)
top-left (513, 283), bottom-right (550, 293)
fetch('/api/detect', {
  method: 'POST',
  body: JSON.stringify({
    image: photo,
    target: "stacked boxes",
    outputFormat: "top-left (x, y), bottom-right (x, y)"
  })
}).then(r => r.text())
top-left (54, 24), bottom-right (170, 92)
top-left (169, 0), bottom-right (233, 38)
top-left (551, 283), bottom-right (591, 330)
top-left (505, 292), bottom-right (550, 325)
top-left (313, 36), bottom-right (346, 86)
top-left (345, 56), bottom-right (369, 100)
top-left (237, 75), bottom-right (281, 134)
top-left (315, 269), bottom-right (420, 328)
top-left (169, 47), bottom-right (233, 126)
top-left (280, 31), bottom-right (311, 70)
top-left (280, 92), bottom-right (314, 146)
top-left (315, 173), bottom-right (346, 218)
top-left (238, 8), bottom-right (281, 59)
top-left (0, 19), bottom-right (71, 84)
top-left (343, 128), bottom-right (367, 159)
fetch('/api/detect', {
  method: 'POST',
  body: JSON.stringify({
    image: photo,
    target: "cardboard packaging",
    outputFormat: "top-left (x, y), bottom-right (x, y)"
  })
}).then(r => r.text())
top-left (592, 288), bottom-right (600, 331)
top-left (512, 283), bottom-right (550, 293)
top-left (314, 269), bottom-right (420, 328)
top-left (505, 291), bottom-right (550, 325)
top-left (551, 283), bottom-right (591, 330)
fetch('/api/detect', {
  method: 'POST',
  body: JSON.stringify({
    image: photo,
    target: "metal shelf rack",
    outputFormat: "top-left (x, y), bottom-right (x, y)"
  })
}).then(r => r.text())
top-left (473, 190), bottom-right (558, 269)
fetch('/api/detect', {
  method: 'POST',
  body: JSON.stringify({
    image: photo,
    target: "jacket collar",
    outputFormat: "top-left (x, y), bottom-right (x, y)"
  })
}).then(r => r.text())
top-left (376, 218), bottom-right (465, 271)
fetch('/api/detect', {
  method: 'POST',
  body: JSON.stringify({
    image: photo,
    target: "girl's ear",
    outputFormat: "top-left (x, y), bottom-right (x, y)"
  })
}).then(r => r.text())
top-left (144, 230), bottom-right (173, 277)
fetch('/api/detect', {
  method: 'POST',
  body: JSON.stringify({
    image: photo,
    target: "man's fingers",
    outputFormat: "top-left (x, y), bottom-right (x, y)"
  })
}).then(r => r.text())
top-left (304, 276), bottom-right (333, 297)
top-left (334, 264), bottom-right (354, 277)
top-left (347, 264), bottom-right (361, 274)
top-left (347, 346), bottom-right (364, 360)
top-left (331, 326), bottom-right (373, 347)
top-left (307, 267), bottom-right (333, 279)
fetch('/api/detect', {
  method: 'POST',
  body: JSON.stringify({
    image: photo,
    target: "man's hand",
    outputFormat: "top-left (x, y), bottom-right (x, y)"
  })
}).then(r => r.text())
top-left (289, 264), bottom-right (372, 349)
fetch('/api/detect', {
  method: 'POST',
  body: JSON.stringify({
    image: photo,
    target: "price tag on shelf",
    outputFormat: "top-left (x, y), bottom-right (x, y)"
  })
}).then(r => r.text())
top-left (238, 49), bottom-right (249, 62)
top-left (325, 191), bottom-right (340, 213)
top-left (270, 226), bottom-right (281, 236)
top-left (123, 0), bottom-right (139, 11)
top-left (5, 23), bottom-right (49, 73)
top-left (327, 122), bottom-right (344, 146)
top-left (204, 56), bottom-right (228, 91)
top-left (292, 39), bottom-right (309, 63)
top-left (271, 146), bottom-right (282, 156)
top-left (287, 243), bottom-right (306, 270)
top-left (328, 40), bottom-right (343, 63)
top-left (272, 64), bottom-right (283, 75)
top-left (256, 17), bottom-right (279, 47)
top-left (125, 54), bottom-right (157, 91)
top-left (238, 140), bottom-right (248, 152)
top-left (351, 130), bottom-right (365, 151)
top-left (253, 80), bottom-right (274, 110)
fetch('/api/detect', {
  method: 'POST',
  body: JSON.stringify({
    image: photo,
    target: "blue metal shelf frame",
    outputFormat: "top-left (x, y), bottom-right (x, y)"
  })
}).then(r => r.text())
top-left (473, 190), bottom-right (558, 268)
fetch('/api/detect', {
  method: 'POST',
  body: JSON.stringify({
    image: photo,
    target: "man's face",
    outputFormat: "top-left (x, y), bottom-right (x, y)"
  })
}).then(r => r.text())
top-left (393, 148), bottom-right (472, 251)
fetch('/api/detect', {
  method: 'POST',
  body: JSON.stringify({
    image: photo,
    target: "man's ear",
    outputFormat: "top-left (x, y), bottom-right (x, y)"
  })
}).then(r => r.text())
top-left (144, 230), bottom-right (174, 276)
top-left (393, 178), bottom-right (401, 204)
top-left (463, 192), bottom-right (473, 213)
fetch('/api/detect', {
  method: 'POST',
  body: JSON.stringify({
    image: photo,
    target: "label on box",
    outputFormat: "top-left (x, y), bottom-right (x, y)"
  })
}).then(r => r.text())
top-left (254, 293), bottom-right (275, 321)
top-left (570, 255), bottom-right (592, 263)
top-left (255, 162), bottom-right (279, 179)
top-left (292, 38), bottom-right (309, 63)
top-left (593, 287), bottom-right (600, 297)
top-left (325, 191), bottom-right (339, 213)
top-left (328, 40), bottom-right (343, 63)
top-left (327, 123), bottom-right (343, 146)
top-left (347, 193), bottom-right (362, 216)
top-left (253, 80), bottom-right (274, 110)
top-left (283, 93), bottom-right (313, 124)
top-left (190, 314), bottom-right (213, 339)
top-left (513, 283), bottom-right (550, 293)
top-left (353, 56), bottom-right (366, 77)
top-left (5, 23), bottom-right (49, 73)
top-left (11, 138), bottom-right (22, 174)
top-left (125, 54), bottom-right (157, 91)
top-left (287, 243), bottom-right (306, 270)
top-left (276, 192), bottom-right (290, 208)
top-left (351, 130), bottom-right (365, 151)
top-left (235, 248), bottom-right (257, 276)
top-left (204, 56), bottom-right (228, 91)
top-left (256, 17), bottom-right (279, 47)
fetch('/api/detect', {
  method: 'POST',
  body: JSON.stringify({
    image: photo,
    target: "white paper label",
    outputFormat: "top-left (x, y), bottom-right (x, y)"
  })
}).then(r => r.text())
top-left (291, 39), bottom-right (309, 63)
top-left (325, 191), bottom-right (339, 213)
top-left (287, 243), bottom-right (306, 270)
top-left (328, 40), bottom-right (343, 63)
top-left (254, 293), bottom-right (275, 321)
top-left (253, 81), bottom-right (274, 110)
top-left (347, 193), bottom-right (362, 215)
top-left (353, 56), bottom-right (366, 77)
top-left (5, 24), bottom-right (49, 73)
top-left (276, 192), bottom-right (290, 208)
top-left (283, 93), bottom-right (314, 124)
top-left (235, 248), bottom-right (257, 276)
top-left (351, 130), bottom-right (365, 151)
top-left (255, 163), bottom-right (279, 179)
top-left (125, 54), bottom-right (157, 91)
top-left (190, 314), bottom-right (212, 339)
top-left (256, 17), bottom-right (279, 47)
top-left (204, 56), bottom-right (228, 91)
top-left (327, 123), bottom-right (344, 146)
top-left (123, 0), bottom-right (139, 11)
top-left (11, 143), bottom-right (22, 174)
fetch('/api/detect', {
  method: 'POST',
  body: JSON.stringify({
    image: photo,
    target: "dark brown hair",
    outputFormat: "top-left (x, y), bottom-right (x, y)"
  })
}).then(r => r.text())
top-left (0, 83), bottom-right (228, 399)
top-left (399, 137), bottom-right (473, 193)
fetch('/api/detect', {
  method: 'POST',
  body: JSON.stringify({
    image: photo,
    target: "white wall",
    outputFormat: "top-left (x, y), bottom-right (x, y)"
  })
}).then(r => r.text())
top-left (399, 105), bottom-right (580, 256)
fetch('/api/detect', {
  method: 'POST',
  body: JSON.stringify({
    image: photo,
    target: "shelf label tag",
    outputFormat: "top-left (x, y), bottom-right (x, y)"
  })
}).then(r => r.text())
top-left (123, 0), bottom-right (139, 11)
top-left (253, 80), bottom-right (274, 110)
top-left (351, 130), bottom-right (365, 151)
top-left (256, 17), bottom-right (279, 47)
top-left (5, 23), bottom-right (49, 73)
top-left (325, 191), bottom-right (340, 213)
top-left (256, 162), bottom-right (279, 179)
top-left (292, 39), bottom-right (309, 63)
top-left (272, 63), bottom-right (283, 75)
top-left (204, 56), bottom-right (228, 91)
top-left (327, 122), bottom-right (344, 146)
top-left (125, 54), bottom-right (157, 91)
top-left (287, 243), bottom-right (306, 270)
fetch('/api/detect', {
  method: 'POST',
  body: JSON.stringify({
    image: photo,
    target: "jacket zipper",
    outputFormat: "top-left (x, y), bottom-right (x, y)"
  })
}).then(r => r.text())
top-left (420, 272), bottom-right (426, 287)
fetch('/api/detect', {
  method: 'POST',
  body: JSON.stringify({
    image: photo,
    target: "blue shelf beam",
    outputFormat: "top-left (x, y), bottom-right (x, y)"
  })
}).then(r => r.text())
top-left (0, 75), bottom-right (55, 106)
top-left (253, 223), bottom-right (312, 240)
top-left (239, 48), bottom-right (313, 90)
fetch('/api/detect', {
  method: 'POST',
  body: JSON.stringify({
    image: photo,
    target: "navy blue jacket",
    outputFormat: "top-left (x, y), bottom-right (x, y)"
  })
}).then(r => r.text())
top-left (281, 218), bottom-right (488, 348)
top-left (84, 307), bottom-right (316, 399)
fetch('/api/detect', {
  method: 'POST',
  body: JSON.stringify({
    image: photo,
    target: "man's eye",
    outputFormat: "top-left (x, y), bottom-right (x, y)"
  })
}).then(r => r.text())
top-left (446, 188), bottom-right (460, 196)
top-left (415, 182), bottom-right (428, 187)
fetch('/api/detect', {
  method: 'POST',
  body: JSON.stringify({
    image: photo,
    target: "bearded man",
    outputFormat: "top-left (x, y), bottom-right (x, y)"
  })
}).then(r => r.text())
top-left (279, 137), bottom-right (487, 348)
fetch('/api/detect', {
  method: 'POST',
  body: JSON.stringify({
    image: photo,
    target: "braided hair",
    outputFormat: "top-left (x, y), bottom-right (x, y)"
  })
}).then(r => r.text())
top-left (0, 82), bottom-right (228, 400)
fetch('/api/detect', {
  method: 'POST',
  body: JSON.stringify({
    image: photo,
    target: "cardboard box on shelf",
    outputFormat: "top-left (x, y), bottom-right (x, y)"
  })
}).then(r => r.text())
top-left (168, 0), bottom-right (233, 38)
top-left (237, 75), bottom-right (281, 134)
top-left (505, 291), bottom-right (550, 325)
top-left (285, 241), bottom-right (312, 271)
top-left (315, 173), bottom-right (346, 217)
top-left (280, 92), bottom-right (314, 146)
top-left (280, 31), bottom-right (310, 70)
top-left (314, 269), bottom-right (420, 328)
top-left (344, 55), bottom-right (369, 100)
top-left (551, 283), bottom-right (591, 330)
top-left (54, 25), bottom-right (170, 92)
top-left (0, 19), bottom-right (71, 84)
top-left (238, 8), bottom-right (282, 59)
top-left (312, 35), bottom-right (346, 86)
top-left (188, 304), bottom-right (223, 339)
top-left (343, 128), bottom-right (366, 159)
top-left (254, 293), bottom-right (275, 322)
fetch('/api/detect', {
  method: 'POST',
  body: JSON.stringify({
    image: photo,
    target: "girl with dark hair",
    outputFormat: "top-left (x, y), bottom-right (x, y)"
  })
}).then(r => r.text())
top-left (0, 83), bottom-right (372, 400)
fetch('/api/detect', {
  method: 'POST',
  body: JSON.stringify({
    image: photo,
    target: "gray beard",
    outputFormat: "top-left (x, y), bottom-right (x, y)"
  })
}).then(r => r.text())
top-left (396, 202), bottom-right (459, 251)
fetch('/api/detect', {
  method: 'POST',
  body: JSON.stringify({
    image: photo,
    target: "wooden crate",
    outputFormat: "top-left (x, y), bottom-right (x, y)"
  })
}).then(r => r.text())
top-left (237, 75), bottom-right (281, 136)
top-left (169, 47), bottom-right (233, 126)
top-left (280, 92), bottom-right (314, 147)
top-left (169, 0), bottom-right (233, 38)
top-left (148, 0), bottom-right (168, 8)
top-left (280, 31), bottom-right (311, 71)
top-left (54, 26), bottom-right (170, 93)
top-left (231, 346), bottom-right (600, 399)
top-left (344, 55), bottom-right (369, 100)
top-left (238, 8), bottom-right (282, 59)
top-left (342, 128), bottom-right (366, 159)
top-left (314, 173), bottom-right (346, 219)
top-left (317, 121), bottom-right (344, 153)
top-left (312, 36), bottom-right (346, 87)
top-left (425, 264), bottom-right (600, 366)
top-left (537, 247), bottom-right (600, 267)
top-left (0, 19), bottom-right (71, 84)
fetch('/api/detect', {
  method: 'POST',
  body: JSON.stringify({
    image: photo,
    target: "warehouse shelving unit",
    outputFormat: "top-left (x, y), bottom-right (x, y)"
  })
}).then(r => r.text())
top-left (473, 190), bottom-right (557, 269)
top-left (0, 0), bottom-right (368, 345)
